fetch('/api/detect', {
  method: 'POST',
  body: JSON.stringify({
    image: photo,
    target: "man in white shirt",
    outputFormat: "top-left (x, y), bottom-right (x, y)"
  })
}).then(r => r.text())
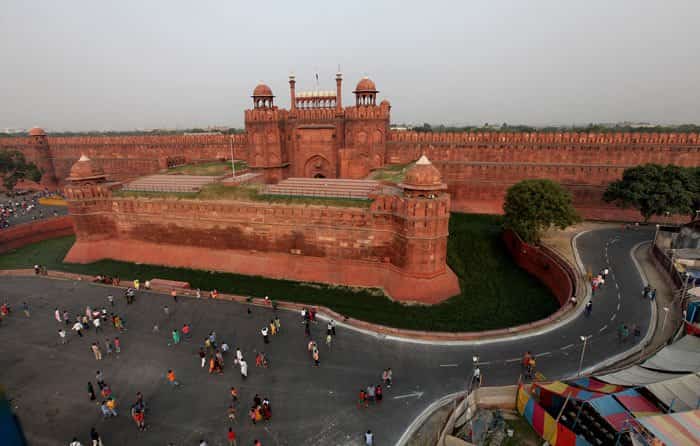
top-left (261, 326), bottom-right (269, 344)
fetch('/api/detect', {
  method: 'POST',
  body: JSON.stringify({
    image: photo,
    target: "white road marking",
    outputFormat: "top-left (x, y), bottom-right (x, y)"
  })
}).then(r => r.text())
top-left (615, 283), bottom-right (619, 290)
top-left (505, 358), bottom-right (521, 363)
top-left (599, 324), bottom-right (608, 332)
top-left (610, 313), bottom-right (617, 321)
top-left (617, 303), bottom-right (621, 311)
top-left (393, 391), bottom-right (424, 400)
top-left (439, 363), bottom-right (459, 367)
top-left (561, 344), bottom-right (574, 350)
top-left (617, 293), bottom-right (621, 301)
top-left (535, 352), bottom-right (552, 357)
top-left (475, 361), bottom-right (492, 366)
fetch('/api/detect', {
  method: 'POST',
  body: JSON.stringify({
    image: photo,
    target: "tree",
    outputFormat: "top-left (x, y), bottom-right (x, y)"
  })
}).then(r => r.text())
top-left (503, 179), bottom-right (581, 243)
top-left (0, 150), bottom-right (42, 191)
top-left (603, 164), bottom-right (698, 222)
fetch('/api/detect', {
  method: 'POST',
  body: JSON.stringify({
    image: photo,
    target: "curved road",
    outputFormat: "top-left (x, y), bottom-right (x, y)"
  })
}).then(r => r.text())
top-left (0, 227), bottom-right (653, 445)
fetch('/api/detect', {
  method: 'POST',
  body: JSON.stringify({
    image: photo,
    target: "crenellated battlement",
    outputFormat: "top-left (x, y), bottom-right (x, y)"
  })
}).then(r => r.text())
top-left (388, 130), bottom-right (700, 145)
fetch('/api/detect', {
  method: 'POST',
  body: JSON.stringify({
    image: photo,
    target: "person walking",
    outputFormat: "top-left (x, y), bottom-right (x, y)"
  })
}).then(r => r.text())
top-left (236, 348), bottom-right (243, 364)
top-left (170, 290), bottom-right (178, 302)
top-left (364, 430), bottom-right (374, 446)
top-left (585, 301), bottom-right (593, 317)
top-left (239, 359), bottom-right (248, 380)
top-left (633, 324), bottom-right (641, 342)
top-left (330, 320), bottom-right (336, 336)
top-left (114, 337), bottom-right (121, 354)
top-left (54, 307), bottom-right (62, 323)
top-left (375, 384), bottom-right (383, 403)
top-left (312, 347), bottom-right (320, 367)
top-left (89, 427), bottom-right (102, 446)
top-left (172, 329), bottom-right (181, 345)
top-left (326, 333), bottom-right (332, 349)
top-left (163, 305), bottom-right (169, 317)
top-left (59, 329), bottom-right (67, 344)
top-left (107, 294), bottom-right (114, 307)
top-left (63, 310), bottom-right (71, 325)
top-left (93, 317), bottom-right (102, 334)
top-left (96, 370), bottom-right (105, 389)
top-left (199, 348), bottom-right (207, 368)
top-left (274, 316), bottom-right (281, 333)
top-left (70, 437), bottom-right (83, 446)
top-left (91, 343), bottom-right (103, 361)
top-left (304, 320), bottom-right (310, 337)
top-left (230, 386), bottom-right (239, 403)
top-left (269, 320), bottom-right (276, 336)
top-left (261, 326), bottom-right (269, 344)
top-left (88, 382), bottom-right (96, 401)
top-left (226, 427), bottom-right (237, 446)
top-left (166, 369), bottom-right (179, 387)
top-left (650, 289), bottom-right (657, 301)
top-left (182, 323), bottom-right (191, 339)
top-left (383, 368), bottom-right (393, 388)
top-left (22, 301), bottom-right (30, 318)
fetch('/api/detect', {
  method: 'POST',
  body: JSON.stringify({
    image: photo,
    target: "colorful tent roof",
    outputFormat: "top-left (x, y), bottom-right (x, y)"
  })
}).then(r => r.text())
top-left (517, 385), bottom-right (592, 446)
top-left (638, 410), bottom-right (700, 446)
top-left (535, 381), bottom-right (606, 401)
top-left (613, 389), bottom-right (663, 418)
top-left (568, 377), bottom-right (626, 394)
top-left (588, 395), bottom-right (639, 432)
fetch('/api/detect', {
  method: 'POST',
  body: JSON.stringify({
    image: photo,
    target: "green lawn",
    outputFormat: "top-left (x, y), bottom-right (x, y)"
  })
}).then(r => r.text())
top-left (166, 160), bottom-right (247, 176)
top-left (369, 162), bottom-right (413, 183)
top-left (0, 214), bottom-right (558, 331)
top-left (113, 183), bottom-right (372, 208)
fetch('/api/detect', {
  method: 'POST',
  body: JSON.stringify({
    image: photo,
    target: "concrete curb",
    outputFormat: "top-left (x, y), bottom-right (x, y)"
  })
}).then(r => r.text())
top-left (395, 390), bottom-right (469, 446)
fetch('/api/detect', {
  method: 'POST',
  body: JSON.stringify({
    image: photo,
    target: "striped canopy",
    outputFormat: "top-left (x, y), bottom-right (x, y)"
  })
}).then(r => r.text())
top-left (639, 410), bottom-right (700, 446)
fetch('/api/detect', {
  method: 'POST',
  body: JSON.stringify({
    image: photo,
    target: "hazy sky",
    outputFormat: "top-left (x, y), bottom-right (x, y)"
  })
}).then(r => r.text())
top-left (1, 0), bottom-right (699, 131)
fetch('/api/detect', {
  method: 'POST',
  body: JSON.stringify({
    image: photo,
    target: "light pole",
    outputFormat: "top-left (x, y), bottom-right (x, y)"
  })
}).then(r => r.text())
top-left (653, 224), bottom-right (660, 246)
top-left (577, 335), bottom-right (591, 377)
top-left (662, 307), bottom-right (670, 331)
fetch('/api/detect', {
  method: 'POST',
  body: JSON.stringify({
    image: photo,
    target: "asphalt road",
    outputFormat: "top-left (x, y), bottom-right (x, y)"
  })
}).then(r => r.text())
top-left (0, 227), bottom-right (653, 445)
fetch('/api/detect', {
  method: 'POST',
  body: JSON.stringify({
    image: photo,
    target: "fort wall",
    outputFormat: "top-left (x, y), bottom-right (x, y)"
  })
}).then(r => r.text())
top-left (502, 229), bottom-right (574, 306)
top-left (0, 216), bottom-right (75, 254)
top-left (63, 186), bottom-right (459, 303)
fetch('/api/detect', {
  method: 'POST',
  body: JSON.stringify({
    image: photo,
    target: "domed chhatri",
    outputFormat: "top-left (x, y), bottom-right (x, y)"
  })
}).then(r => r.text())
top-left (252, 83), bottom-right (274, 97)
top-left (67, 154), bottom-right (106, 182)
top-left (400, 155), bottom-right (447, 191)
top-left (28, 127), bottom-right (46, 137)
top-left (354, 76), bottom-right (378, 93)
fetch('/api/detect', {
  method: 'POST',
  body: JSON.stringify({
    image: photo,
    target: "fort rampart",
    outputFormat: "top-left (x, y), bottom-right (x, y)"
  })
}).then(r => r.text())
top-left (62, 177), bottom-right (460, 303)
top-left (0, 216), bottom-right (75, 254)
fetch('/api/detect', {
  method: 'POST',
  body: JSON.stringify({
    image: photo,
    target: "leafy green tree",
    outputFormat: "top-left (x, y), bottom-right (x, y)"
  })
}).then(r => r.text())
top-left (503, 179), bottom-right (581, 243)
top-left (0, 150), bottom-right (42, 191)
top-left (603, 164), bottom-right (697, 222)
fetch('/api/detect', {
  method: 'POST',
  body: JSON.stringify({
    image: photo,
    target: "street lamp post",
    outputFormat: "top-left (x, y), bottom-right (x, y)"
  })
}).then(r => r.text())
top-left (662, 307), bottom-right (670, 331)
top-left (653, 224), bottom-right (660, 246)
top-left (577, 335), bottom-right (591, 377)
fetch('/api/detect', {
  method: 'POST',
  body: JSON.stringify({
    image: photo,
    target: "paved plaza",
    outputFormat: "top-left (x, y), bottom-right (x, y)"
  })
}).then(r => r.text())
top-left (0, 227), bottom-right (654, 445)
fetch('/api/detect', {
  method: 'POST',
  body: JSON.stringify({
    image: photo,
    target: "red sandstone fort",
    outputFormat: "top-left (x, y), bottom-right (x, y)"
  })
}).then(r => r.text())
top-left (2, 73), bottom-right (699, 302)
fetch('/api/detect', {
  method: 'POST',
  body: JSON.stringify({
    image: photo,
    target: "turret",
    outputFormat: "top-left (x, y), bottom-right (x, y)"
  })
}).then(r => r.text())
top-left (396, 156), bottom-right (451, 276)
top-left (27, 127), bottom-right (57, 188)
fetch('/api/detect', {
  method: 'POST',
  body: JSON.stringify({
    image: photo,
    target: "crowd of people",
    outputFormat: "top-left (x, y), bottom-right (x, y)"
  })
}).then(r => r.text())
top-left (1, 274), bottom-right (398, 446)
top-left (0, 191), bottom-right (63, 229)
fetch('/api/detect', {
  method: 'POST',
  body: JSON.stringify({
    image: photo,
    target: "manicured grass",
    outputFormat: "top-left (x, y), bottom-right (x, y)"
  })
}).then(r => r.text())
top-left (166, 160), bottom-right (247, 176)
top-left (113, 183), bottom-right (372, 208)
top-left (0, 214), bottom-right (557, 331)
top-left (369, 162), bottom-right (413, 183)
